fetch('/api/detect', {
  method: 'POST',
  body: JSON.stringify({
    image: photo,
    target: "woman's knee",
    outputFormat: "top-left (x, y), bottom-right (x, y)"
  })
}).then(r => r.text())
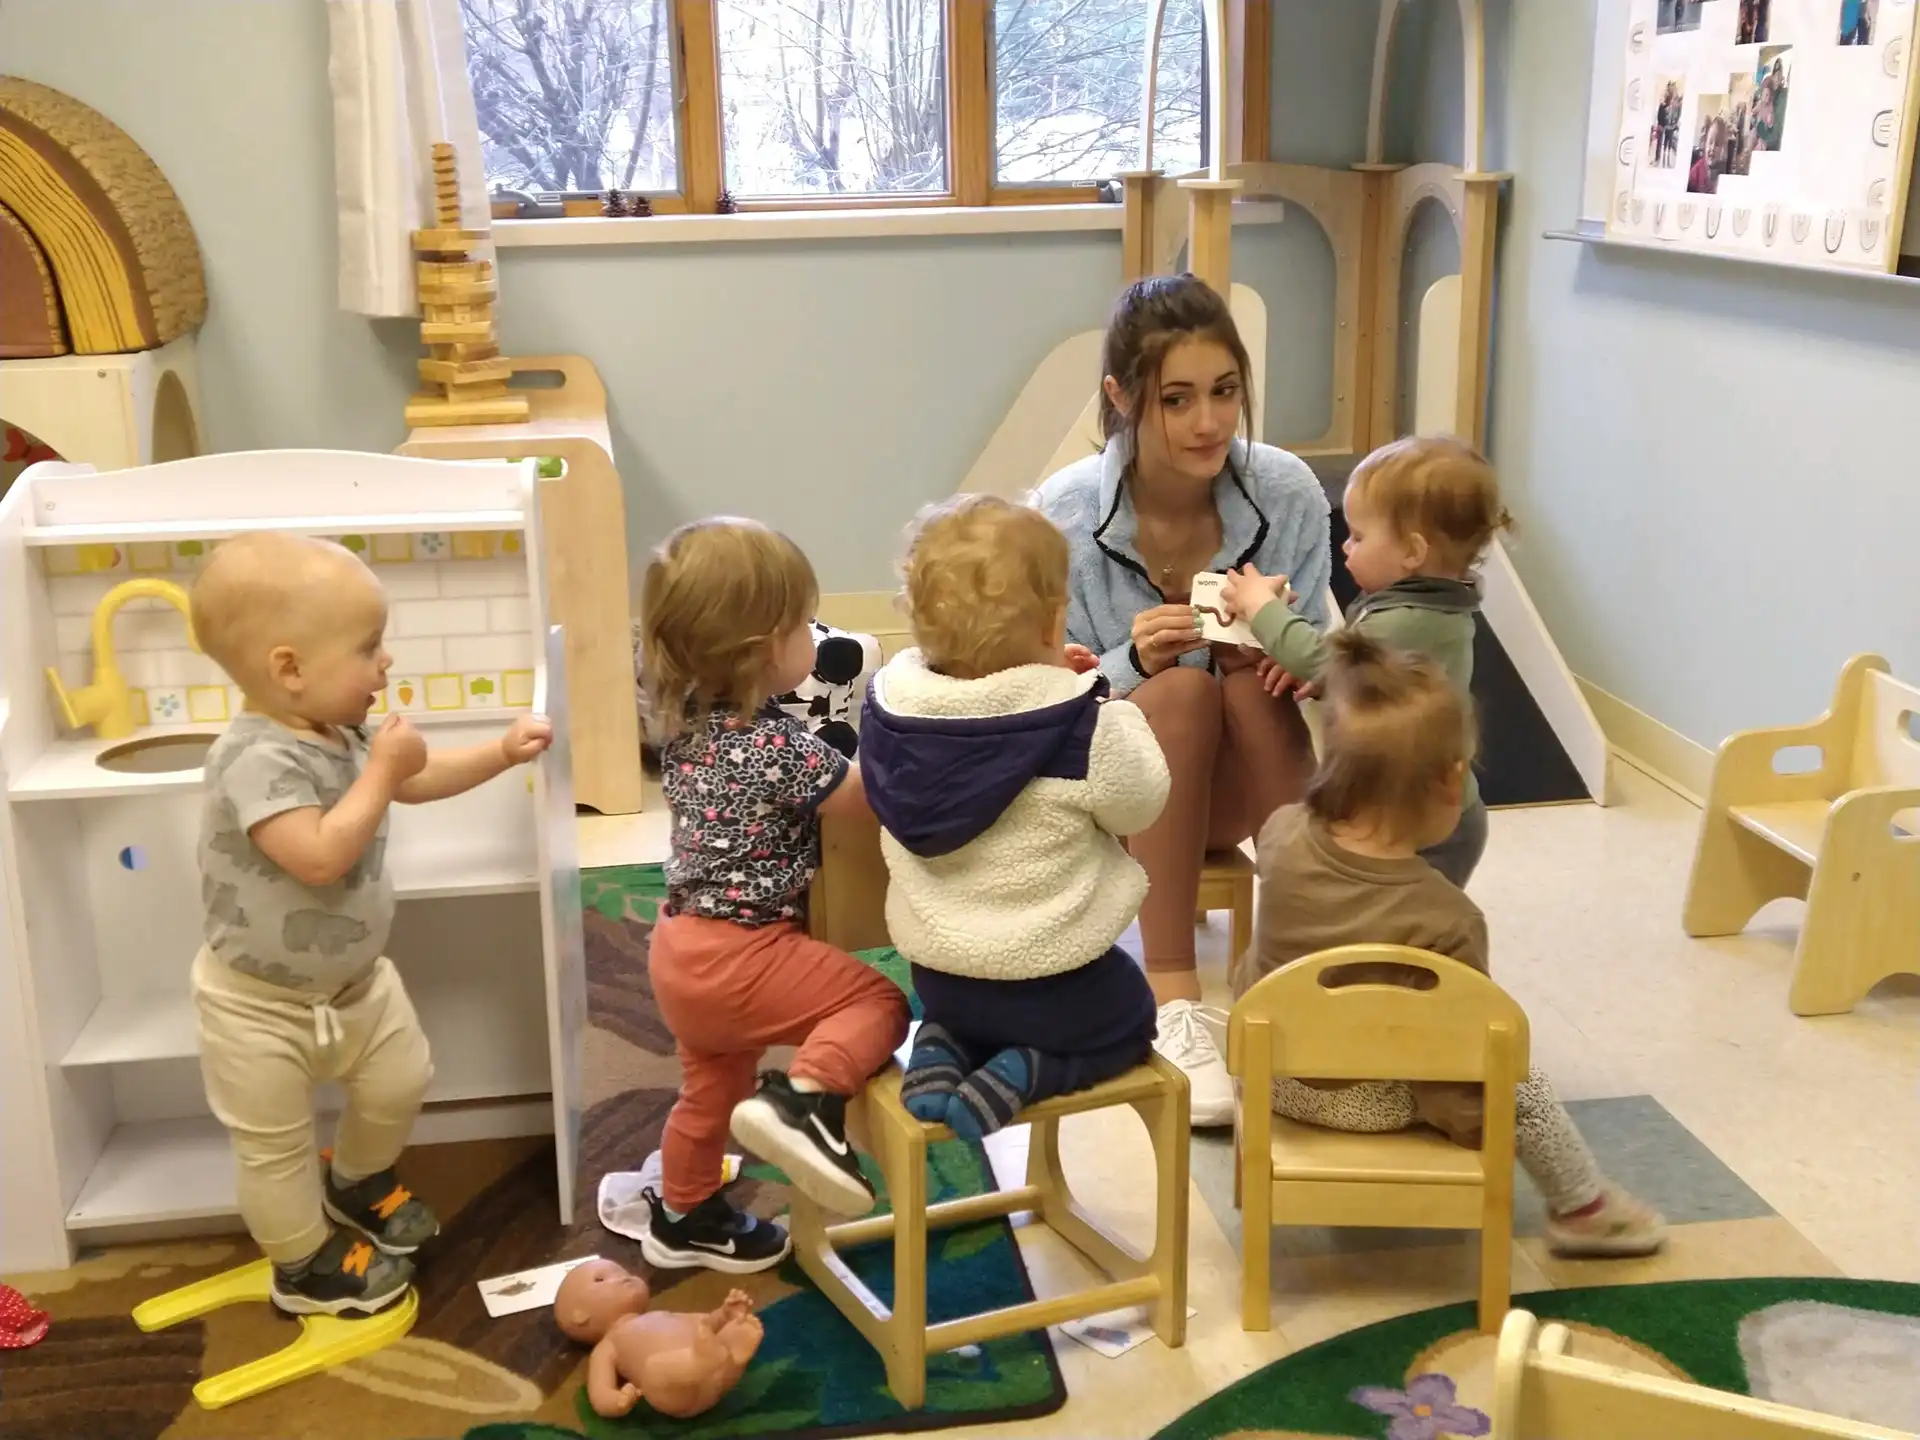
top-left (1132, 665), bottom-right (1222, 738)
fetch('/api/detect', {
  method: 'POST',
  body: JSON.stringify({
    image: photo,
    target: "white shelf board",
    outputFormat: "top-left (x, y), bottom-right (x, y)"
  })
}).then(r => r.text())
top-left (9, 712), bottom-right (529, 801)
top-left (63, 992), bottom-right (198, 1066)
top-left (66, 1116), bottom-right (237, 1230)
top-left (65, 1103), bottom-right (553, 1230)
top-left (23, 510), bottom-right (525, 548)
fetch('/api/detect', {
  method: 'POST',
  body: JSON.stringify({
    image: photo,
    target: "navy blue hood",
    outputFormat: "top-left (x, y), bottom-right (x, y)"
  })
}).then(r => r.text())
top-left (860, 674), bottom-right (1106, 858)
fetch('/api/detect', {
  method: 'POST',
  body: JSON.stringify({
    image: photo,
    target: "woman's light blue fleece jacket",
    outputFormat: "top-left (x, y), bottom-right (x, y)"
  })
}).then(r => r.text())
top-left (1033, 435), bottom-right (1332, 697)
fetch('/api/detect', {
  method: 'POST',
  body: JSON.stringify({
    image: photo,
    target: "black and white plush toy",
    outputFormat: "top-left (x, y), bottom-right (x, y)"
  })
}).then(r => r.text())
top-left (634, 619), bottom-right (882, 760)
top-left (768, 621), bottom-right (881, 758)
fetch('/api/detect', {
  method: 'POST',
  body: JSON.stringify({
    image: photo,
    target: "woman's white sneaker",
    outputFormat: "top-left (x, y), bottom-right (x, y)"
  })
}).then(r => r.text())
top-left (1154, 999), bottom-right (1234, 1127)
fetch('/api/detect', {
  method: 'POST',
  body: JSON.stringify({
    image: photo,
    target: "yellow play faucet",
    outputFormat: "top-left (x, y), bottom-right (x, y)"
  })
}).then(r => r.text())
top-left (45, 578), bottom-right (200, 741)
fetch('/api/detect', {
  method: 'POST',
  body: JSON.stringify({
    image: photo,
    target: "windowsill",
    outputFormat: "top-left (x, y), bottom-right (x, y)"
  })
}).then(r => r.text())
top-left (492, 199), bottom-right (1287, 249)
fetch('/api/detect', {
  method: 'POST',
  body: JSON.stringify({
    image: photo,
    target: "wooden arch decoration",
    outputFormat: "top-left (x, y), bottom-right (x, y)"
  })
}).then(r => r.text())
top-left (0, 77), bottom-right (207, 355)
top-left (1364, 0), bottom-right (1487, 174)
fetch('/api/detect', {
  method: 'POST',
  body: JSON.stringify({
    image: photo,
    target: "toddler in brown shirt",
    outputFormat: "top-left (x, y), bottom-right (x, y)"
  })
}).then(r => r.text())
top-left (1236, 631), bottom-right (1664, 1257)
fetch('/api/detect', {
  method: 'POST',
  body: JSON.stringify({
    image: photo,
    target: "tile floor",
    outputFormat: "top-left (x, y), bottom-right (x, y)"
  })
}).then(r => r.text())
top-left (578, 762), bottom-right (1920, 1437)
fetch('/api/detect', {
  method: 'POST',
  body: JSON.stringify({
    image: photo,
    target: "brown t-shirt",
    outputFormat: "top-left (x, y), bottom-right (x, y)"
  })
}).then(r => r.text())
top-left (1236, 805), bottom-right (1491, 1143)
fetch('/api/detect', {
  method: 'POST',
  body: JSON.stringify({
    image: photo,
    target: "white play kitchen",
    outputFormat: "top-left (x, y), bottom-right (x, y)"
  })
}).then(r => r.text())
top-left (0, 450), bottom-right (587, 1275)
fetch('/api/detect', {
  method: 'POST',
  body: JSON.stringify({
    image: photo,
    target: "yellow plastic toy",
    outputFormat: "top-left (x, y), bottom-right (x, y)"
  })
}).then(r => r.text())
top-left (132, 1257), bottom-right (418, 1410)
top-left (45, 576), bottom-right (198, 739)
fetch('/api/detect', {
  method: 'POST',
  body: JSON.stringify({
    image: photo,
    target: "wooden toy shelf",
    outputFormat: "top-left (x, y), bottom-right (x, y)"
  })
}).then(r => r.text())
top-left (0, 451), bottom-right (588, 1274)
top-left (400, 355), bottom-right (644, 817)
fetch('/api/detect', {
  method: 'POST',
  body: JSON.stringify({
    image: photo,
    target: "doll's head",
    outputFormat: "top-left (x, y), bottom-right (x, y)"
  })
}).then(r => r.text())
top-left (554, 1259), bottom-right (653, 1342)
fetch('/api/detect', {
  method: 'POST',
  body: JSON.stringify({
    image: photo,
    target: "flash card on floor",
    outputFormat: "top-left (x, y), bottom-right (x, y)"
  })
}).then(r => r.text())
top-left (1190, 572), bottom-right (1258, 646)
top-left (478, 1255), bottom-right (600, 1318)
top-left (1058, 1305), bottom-right (1198, 1358)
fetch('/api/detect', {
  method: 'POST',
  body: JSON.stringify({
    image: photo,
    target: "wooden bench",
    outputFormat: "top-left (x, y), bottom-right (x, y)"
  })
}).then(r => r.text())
top-left (1682, 654), bottom-right (1920, 1016)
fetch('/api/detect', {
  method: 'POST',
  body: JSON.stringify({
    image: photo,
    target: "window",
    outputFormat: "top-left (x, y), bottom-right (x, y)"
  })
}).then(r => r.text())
top-left (716, 1), bottom-right (948, 197)
top-left (463, 0), bottom-right (679, 196)
top-left (462, 0), bottom-right (1253, 217)
top-left (994, 0), bottom-right (1203, 186)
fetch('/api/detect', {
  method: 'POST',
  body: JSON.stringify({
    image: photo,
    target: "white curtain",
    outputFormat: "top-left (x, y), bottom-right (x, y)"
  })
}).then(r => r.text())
top-left (328, 0), bottom-right (490, 317)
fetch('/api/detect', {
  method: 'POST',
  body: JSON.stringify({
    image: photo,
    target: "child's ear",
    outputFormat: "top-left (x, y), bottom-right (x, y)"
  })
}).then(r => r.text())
top-left (1047, 605), bottom-right (1068, 651)
top-left (1402, 530), bottom-right (1431, 572)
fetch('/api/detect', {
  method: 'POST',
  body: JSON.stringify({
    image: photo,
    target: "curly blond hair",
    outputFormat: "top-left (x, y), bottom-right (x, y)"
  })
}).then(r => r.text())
top-left (901, 495), bottom-right (1069, 678)
top-left (1346, 434), bottom-right (1513, 571)
top-left (638, 518), bottom-right (817, 738)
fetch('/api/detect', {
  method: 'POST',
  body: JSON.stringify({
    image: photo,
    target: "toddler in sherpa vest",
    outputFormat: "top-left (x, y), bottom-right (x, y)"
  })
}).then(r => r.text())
top-left (861, 495), bottom-right (1171, 1137)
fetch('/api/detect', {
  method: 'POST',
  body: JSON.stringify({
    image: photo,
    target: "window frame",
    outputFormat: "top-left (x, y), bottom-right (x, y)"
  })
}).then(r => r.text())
top-left (486, 0), bottom-right (1270, 220)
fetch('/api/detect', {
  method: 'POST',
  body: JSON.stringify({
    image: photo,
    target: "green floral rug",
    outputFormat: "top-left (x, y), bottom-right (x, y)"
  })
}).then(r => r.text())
top-left (1154, 1277), bottom-right (1920, 1439)
top-left (455, 863), bottom-right (1060, 1440)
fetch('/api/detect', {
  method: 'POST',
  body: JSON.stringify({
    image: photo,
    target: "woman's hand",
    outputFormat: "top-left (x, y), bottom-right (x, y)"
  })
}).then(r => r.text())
top-left (1131, 603), bottom-right (1206, 676)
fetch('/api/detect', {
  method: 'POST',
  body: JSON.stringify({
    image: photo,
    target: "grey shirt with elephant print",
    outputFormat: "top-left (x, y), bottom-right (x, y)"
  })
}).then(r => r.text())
top-left (198, 714), bottom-right (394, 994)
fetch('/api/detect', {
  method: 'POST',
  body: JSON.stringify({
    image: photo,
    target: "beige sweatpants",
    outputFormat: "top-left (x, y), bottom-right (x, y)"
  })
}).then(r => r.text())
top-left (191, 949), bottom-right (433, 1265)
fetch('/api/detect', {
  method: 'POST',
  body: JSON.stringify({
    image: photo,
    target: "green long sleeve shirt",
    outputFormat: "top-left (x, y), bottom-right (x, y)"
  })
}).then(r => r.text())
top-left (1250, 576), bottom-right (1482, 808)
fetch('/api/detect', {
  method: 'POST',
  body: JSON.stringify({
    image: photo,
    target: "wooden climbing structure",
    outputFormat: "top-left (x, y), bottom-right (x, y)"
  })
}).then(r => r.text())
top-left (404, 142), bottom-right (528, 429)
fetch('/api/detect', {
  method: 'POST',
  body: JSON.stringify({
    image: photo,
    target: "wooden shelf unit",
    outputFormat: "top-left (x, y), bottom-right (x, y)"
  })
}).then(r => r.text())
top-left (0, 450), bottom-right (588, 1273)
top-left (400, 355), bottom-right (644, 817)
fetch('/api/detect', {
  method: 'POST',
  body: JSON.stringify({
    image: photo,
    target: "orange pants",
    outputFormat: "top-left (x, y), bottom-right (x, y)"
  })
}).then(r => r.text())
top-left (650, 915), bottom-right (911, 1212)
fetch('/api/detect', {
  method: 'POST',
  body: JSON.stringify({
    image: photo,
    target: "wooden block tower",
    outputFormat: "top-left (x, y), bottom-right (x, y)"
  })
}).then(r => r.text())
top-left (404, 142), bottom-right (529, 428)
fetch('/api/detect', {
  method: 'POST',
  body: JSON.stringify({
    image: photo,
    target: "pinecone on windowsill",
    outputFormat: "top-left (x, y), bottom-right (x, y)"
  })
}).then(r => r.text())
top-left (628, 193), bottom-right (653, 217)
top-left (601, 189), bottom-right (629, 218)
top-left (715, 190), bottom-right (739, 214)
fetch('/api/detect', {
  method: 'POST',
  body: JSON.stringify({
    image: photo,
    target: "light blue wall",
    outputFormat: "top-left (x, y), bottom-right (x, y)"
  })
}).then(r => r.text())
top-left (1480, 0), bottom-right (1920, 749)
top-left (0, 0), bottom-right (1375, 592)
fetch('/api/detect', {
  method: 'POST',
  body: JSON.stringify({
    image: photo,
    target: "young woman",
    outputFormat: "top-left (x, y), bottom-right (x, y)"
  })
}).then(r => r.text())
top-left (1034, 274), bottom-right (1331, 1127)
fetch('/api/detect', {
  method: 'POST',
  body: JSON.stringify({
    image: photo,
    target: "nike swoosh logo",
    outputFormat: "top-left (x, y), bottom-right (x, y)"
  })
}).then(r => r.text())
top-left (807, 1113), bottom-right (851, 1158)
top-left (690, 1238), bottom-right (737, 1255)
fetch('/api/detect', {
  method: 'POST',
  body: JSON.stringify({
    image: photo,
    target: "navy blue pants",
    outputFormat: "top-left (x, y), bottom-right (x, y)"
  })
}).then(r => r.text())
top-left (909, 946), bottom-right (1157, 1104)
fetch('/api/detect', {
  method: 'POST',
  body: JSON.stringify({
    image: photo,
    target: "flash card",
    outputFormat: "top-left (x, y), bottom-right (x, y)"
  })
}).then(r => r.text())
top-left (478, 1255), bottom-right (600, 1318)
top-left (1190, 572), bottom-right (1258, 647)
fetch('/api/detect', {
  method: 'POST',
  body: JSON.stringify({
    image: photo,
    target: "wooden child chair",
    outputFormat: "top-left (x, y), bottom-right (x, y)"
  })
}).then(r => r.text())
top-left (1683, 653), bottom-right (1920, 1016)
top-left (805, 811), bottom-right (1190, 1410)
top-left (1490, 1309), bottom-right (1916, 1439)
top-left (1227, 944), bottom-right (1527, 1333)
top-left (1196, 849), bottom-right (1255, 962)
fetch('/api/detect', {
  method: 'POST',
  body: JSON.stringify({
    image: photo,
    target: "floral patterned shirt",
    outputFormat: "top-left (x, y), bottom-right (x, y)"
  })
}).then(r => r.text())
top-left (662, 705), bottom-right (850, 925)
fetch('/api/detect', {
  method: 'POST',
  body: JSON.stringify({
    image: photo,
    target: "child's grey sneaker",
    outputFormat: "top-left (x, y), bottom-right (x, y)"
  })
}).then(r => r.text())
top-left (324, 1167), bottom-right (441, 1256)
top-left (270, 1231), bottom-right (413, 1316)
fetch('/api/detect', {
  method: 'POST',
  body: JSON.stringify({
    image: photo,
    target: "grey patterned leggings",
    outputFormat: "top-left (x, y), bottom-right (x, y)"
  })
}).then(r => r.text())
top-left (1271, 1063), bottom-right (1605, 1215)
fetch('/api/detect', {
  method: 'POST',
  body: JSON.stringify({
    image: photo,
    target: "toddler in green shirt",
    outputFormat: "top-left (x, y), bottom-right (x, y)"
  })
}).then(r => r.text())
top-left (1220, 435), bottom-right (1511, 887)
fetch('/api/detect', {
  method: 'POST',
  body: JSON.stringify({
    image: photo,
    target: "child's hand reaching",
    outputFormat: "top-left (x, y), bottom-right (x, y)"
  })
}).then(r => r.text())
top-left (1218, 565), bottom-right (1296, 626)
top-left (1255, 657), bottom-right (1322, 701)
top-left (1062, 643), bottom-right (1099, 675)
top-left (500, 714), bottom-right (554, 765)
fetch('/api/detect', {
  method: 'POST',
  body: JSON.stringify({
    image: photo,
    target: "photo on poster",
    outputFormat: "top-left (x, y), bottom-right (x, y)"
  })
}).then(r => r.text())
top-left (1687, 92), bottom-right (1733, 191)
top-left (1649, 76), bottom-right (1688, 167)
top-left (1752, 46), bottom-right (1792, 152)
top-left (1659, 0), bottom-right (1705, 34)
top-left (1840, 0), bottom-right (1877, 44)
top-left (1736, 0), bottom-right (1772, 44)
top-left (1723, 67), bottom-right (1759, 176)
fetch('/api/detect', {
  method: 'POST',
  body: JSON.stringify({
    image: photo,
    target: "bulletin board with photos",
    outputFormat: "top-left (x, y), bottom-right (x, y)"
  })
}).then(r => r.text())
top-left (1609, 0), bottom-right (1920, 271)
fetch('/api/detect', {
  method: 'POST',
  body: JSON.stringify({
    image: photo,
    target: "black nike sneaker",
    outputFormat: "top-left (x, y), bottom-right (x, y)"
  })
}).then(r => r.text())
top-left (638, 1187), bottom-right (791, 1274)
top-left (730, 1071), bottom-right (876, 1217)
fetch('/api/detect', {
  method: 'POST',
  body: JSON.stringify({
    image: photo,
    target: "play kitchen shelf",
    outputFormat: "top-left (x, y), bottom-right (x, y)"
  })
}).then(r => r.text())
top-left (0, 450), bottom-right (588, 1274)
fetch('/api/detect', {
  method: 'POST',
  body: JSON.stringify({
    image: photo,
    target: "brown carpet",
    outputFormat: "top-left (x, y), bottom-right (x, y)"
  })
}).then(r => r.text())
top-left (0, 873), bottom-right (809, 1440)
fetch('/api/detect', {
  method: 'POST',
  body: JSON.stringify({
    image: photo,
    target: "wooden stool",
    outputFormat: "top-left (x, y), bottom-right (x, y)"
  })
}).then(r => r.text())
top-left (1196, 848), bottom-right (1255, 961)
top-left (790, 1054), bottom-right (1190, 1409)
